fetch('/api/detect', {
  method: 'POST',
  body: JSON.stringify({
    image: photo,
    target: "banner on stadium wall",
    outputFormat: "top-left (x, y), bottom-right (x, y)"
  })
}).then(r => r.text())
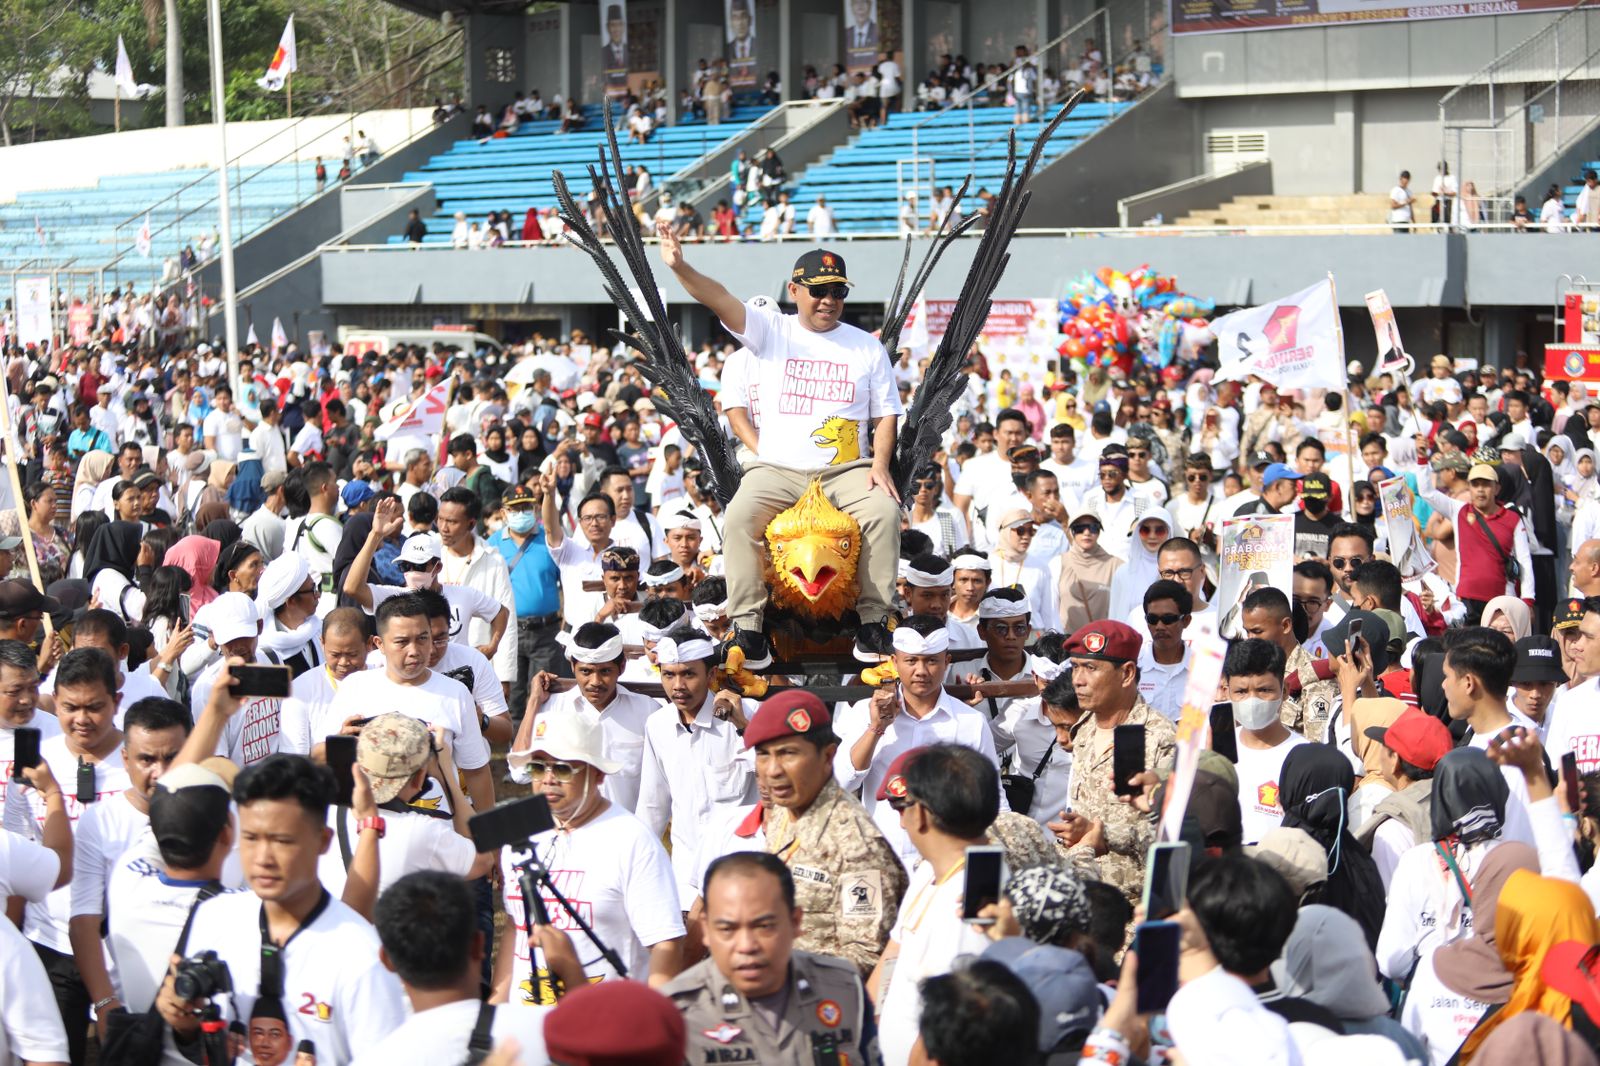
top-left (1378, 475), bottom-right (1434, 579)
top-left (923, 299), bottom-right (1060, 400)
top-left (1169, 0), bottom-right (1574, 35)
top-left (13, 277), bottom-right (51, 351)
top-left (844, 0), bottom-right (879, 72)
top-left (1214, 512), bottom-right (1293, 640)
top-left (600, 0), bottom-right (629, 97)
top-left (727, 0), bottom-right (757, 88)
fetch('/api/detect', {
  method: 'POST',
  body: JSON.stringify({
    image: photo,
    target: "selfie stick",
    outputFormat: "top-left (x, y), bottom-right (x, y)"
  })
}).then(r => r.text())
top-left (511, 840), bottom-right (629, 997)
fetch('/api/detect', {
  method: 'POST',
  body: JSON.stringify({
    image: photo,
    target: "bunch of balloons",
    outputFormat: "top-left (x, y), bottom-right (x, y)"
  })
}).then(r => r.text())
top-left (1058, 265), bottom-right (1216, 372)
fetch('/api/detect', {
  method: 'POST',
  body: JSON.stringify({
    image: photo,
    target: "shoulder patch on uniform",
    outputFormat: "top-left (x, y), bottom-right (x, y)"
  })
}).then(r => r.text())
top-left (816, 1000), bottom-right (842, 1028)
top-left (703, 1023), bottom-right (743, 1044)
top-left (839, 870), bottom-right (884, 923)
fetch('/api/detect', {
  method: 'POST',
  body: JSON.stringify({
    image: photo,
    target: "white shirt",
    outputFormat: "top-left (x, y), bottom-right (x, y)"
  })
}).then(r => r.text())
top-left (369, 581), bottom-right (503, 658)
top-left (637, 695), bottom-right (756, 899)
top-left (0, 917), bottom-right (70, 1065)
top-left (318, 805), bottom-right (476, 899)
top-left (725, 300), bottom-right (903, 471)
top-left (1234, 730), bottom-right (1308, 845)
top-left (439, 536), bottom-right (518, 683)
top-left (832, 691), bottom-right (1004, 869)
top-left (329, 668), bottom-right (489, 777)
top-left (249, 420), bottom-right (288, 475)
top-left (531, 684), bottom-right (656, 813)
top-left (547, 537), bottom-right (608, 629)
top-left (990, 696), bottom-right (1071, 824)
top-left (1388, 184), bottom-right (1414, 224)
top-left (2, 736), bottom-right (131, 952)
top-left (278, 665), bottom-right (355, 755)
top-left (202, 408), bottom-right (243, 459)
top-left (184, 889), bottom-right (408, 1065)
top-left (1542, 676), bottom-right (1600, 773)
top-left (877, 859), bottom-right (993, 1066)
top-left (69, 789), bottom-right (151, 923)
top-left (0, 828), bottom-right (60, 903)
top-left (807, 203), bottom-right (836, 236)
top-left (1400, 950), bottom-right (1487, 1066)
top-left (499, 804), bottom-right (684, 1004)
top-left (1136, 644), bottom-right (1192, 721)
top-left (350, 998), bottom-right (550, 1066)
top-left (191, 651), bottom-right (284, 766)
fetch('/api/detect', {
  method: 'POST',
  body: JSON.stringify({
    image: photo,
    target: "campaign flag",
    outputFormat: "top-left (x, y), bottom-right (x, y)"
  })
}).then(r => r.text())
top-left (903, 293), bottom-right (930, 358)
top-left (114, 36), bottom-right (154, 97)
top-left (375, 379), bottom-right (450, 442)
top-left (1213, 278), bottom-right (1344, 392)
top-left (270, 317), bottom-right (288, 354)
top-left (246, 322), bottom-right (260, 349)
top-left (1365, 288), bottom-right (1411, 377)
top-left (257, 15), bottom-right (298, 91)
top-left (135, 213), bottom-right (152, 258)
top-left (1379, 476), bottom-right (1434, 579)
top-left (1215, 513), bottom-right (1294, 640)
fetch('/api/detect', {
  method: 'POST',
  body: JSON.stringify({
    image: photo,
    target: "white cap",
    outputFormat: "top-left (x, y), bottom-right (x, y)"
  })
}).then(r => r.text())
top-left (510, 708), bottom-right (621, 774)
top-left (204, 592), bottom-right (260, 645)
top-left (398, 533), bottom-right (443, 566)
top-left (576, 391), bottom-right (599, 410)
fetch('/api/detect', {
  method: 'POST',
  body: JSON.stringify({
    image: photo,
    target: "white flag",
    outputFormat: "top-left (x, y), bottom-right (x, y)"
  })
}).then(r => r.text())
top-left (135, 212), bottom-right (152, 258)
top-left (246, 323), bottom-right (260, 348)
top-left (904, 293), bottom-right (929, 358)
top-left (114, 36), bottom-right (153, 97)
top-left (257, 15), bottom-right (298, 91)
top-left (375, 379), bottom-right (450, 442)
top-left (1212, 278), bottom-right (1345, 393)
top-left (270, 317), bottom-right (288, 353)
top-left (33, 216), bottom-right (46, 250)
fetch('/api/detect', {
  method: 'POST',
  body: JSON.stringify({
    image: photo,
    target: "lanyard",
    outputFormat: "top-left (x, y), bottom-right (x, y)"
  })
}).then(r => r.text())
top-left (258, 889), bottom-right (331, 998)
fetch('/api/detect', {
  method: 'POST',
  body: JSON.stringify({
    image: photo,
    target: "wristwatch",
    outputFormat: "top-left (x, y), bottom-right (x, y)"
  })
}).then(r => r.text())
top-left (356, 815), bottom-right (386, 838)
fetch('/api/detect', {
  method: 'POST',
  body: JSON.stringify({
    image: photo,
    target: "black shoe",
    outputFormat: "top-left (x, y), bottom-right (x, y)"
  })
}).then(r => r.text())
top-left (854, 621), bottom-right (894, 663)
top-left (726, 626), bottom-right (772, 671)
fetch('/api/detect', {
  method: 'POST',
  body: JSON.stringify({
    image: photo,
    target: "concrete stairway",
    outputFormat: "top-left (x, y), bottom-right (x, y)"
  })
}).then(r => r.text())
top-left (1175, 193), bottom-right (1393, 228)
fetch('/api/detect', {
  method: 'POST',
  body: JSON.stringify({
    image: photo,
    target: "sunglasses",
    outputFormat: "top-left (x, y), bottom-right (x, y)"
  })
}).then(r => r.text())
top-left (1145, 612), bottom-right (1183, 626)
top-left (806, 284), bottom-right (849, 301)
top-left (1329, 556), bottom-right (1368, 570)
top-left (1185, 473), bottom-right (1210, 483)
top-left (397, 560), bottom-right (437, 573)
top-left (526, 760), bottom-right (580, 782)
top-left (1070, 523), bottom-right (1101, 535)
top-left (887, 794), bottom-right (918, 813)
top-left (1009, 525), bottom-right (1038, 537)
top-left (983, 622), bottom-right (1030, 637)
top-left (1127, 449), bottom-right (1150, 458)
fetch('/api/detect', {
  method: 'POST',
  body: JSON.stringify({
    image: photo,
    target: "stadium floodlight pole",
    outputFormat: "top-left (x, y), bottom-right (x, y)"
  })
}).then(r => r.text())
top-left (206, 0), bottom-right (242, 394)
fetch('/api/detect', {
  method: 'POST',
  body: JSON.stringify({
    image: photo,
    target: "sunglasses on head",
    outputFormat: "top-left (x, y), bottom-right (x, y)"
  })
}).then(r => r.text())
top-left (526, 759), bottom-right (580, 782)
top-left (1145, 612), bottom-right (1183, 626)
top-left (806, 283), bottom-right (849, 301)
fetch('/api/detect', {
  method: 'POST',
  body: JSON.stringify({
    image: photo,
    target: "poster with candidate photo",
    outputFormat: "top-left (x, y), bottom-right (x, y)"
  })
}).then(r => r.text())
top-left (844, 0), bottom-right (878, 73)
top-left (1215, 513), bottom-right (1293, 640)
top-left (599, 1), bottom-right (628, 97)
top-left (726, 0), bottom-right (757, 88)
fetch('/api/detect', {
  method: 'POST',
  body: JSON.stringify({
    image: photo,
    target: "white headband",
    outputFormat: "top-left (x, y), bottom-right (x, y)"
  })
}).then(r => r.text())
top-left (1030, 655), bottom-right (1066, 681)
top-left (904, 563), bottom-right (955, 588)
top-left (952, 552), bottom-right (991, 572)
top-left (654, 636), bottom-right (717, 664)
top-left (556, 630), bottom-right (624, 664)
top-left (692, 601), bottom-right (728, 623)
top-left (979, 592), bottom-right (1031, 619)
top-left (892, 627), bottom-right (950, 656)
top-left (643, 564), bottom-right (687, 587)
top-left (662, 510), bottom-right (702, 531)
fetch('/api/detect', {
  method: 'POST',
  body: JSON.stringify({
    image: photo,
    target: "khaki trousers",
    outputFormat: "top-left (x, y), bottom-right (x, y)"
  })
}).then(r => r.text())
top-left (724, 459), bottom-right (899, 631)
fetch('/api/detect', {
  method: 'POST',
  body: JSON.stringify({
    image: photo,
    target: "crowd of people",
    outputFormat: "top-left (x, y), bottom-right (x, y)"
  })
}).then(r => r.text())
top-left (7, 234), bottom-right (1600, 1066)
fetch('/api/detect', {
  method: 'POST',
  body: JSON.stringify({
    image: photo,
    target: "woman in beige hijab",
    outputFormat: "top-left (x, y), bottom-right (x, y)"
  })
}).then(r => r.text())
top-left (1057, 509), bottom-right (1122, 633)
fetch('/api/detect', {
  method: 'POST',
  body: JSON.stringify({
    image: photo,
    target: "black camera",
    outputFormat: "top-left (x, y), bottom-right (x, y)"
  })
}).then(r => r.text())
top-left (172, 951), bottom-right (233, 1000)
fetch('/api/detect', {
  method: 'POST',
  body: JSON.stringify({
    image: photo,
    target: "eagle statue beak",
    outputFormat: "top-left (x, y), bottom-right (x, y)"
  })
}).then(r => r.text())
top-left (782, 536), bottom-right (847, 601)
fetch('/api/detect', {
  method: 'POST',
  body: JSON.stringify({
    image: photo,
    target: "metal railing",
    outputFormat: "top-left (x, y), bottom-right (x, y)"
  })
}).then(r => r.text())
top-left (650, 99), bottom-right (843, 209)
top-left (1439, 0), bottom-right (1600, 223)
top-left (98, 30), bottom-right (464, 286)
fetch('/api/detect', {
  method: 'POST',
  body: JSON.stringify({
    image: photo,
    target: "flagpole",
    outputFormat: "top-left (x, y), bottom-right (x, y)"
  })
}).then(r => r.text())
top-left (207, 0), bottom-right (241, 396)
top-left (1328, 270), bottom-right (1356, 521)
top-left (287, 70), bottom-right (293, 119)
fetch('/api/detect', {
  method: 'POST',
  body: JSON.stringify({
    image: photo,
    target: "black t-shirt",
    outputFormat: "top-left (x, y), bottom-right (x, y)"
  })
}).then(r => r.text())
top-left (1293, 509), bottom-right (1341, 560)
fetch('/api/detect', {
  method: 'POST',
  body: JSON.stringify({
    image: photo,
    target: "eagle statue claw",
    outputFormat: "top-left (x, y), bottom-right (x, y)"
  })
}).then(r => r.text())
top-left (717, 645), bottom-right (770, 698)
top-left (859, 660), bottom-right (900, 687)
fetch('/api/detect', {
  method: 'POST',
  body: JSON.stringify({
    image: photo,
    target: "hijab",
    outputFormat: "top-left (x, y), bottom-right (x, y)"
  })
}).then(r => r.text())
top-left (1414, 643), bottom-right (1451, 724)
top-left (1432, 747), bottom-right (1510, 845)
top-left (1459, 870), bottom-right (1600, 1061)
top-left (206, 459), bottom-right (236, 491)
top-left (1474, 1014), bottom-right (1600, 1066)
top-left (1058, 525), bottom-right (1122, 634)
top-left (194, 501), bottom-right (232, 532)
top-left (1278, 743), bottom-right (1387, 947)
top-left (1575, 448), bottom-right (1599, 504)
top-left (163, 536), bottom-right (220, 609)
top-left (1433, 841), bottom-right (1538, 1004)
top-left (1271, 905), bottom-right (1392, 1020)
top-left (228, 457), bottom-right (265, 516)
top-left (84, 520), bottom-right (142, 581)
top-left (1108, 505), bottom-right (1175, 622)
top-left (1546, 435), bottom-right (1580, 491)
top-left (73, 450), bottom-right (114, 499)
top-left (1348, 697), bottom-right (1406, 793)
top-left (1484, 595), bottom-right (1533, 641)
top-left (204, 518), bottom-right (241, 552)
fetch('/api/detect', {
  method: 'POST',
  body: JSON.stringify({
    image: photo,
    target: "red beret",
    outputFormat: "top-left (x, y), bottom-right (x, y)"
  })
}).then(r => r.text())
top-left (875, 745), bottom-right (928, 801)
top-left (743, 690), bottom-right (830, 750)
top-left (543, 981), bottom-right (685, 1066)
top-left (1065, 620), bottom-right (1141, 663)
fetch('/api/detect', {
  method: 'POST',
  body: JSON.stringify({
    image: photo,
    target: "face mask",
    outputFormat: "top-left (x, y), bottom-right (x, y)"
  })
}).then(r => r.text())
top-left (403, 570), bottom-right (435, 590)
top-left (507, 511), bottom-right (538, 534)
top-left (1233, 696), bottom-right (1283, 731)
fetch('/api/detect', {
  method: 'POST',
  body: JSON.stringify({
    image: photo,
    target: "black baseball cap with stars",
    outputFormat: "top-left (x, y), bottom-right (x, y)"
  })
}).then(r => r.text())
top-left (792, 250), bottom-right (850, 287)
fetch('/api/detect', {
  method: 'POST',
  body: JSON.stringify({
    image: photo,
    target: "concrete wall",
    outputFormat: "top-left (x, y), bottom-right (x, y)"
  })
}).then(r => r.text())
top-left (1171, 9), bottom-right (1600, 97)
top-left (1118, 160), bottom-right (1272, 227)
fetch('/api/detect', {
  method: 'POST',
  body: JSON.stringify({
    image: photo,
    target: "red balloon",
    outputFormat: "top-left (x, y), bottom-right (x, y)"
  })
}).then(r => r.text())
top-left (1063, 337), bottom-right (1086, 360)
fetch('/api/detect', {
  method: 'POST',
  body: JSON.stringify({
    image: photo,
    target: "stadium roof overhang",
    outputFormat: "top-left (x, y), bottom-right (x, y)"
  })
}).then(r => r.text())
top-left (379, 0), bottom-right (579, 19)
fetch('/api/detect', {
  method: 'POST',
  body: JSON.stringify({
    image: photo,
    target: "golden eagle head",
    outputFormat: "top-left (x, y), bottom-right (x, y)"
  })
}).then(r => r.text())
top-left (764, 479), bottom-right (860, 619)
top-left (811, 416), bottom-right (862, 466)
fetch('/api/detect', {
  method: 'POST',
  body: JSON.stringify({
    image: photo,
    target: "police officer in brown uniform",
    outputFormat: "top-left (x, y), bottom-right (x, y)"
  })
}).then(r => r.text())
top-left (665, 852), bottom-right (880, 1065)
top-left (743, 690), bottom-right (906, 975)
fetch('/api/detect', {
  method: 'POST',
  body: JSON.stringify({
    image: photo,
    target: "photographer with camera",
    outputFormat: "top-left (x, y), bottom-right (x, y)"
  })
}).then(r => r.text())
top-left (156, 752), bottom-right (406, 1065)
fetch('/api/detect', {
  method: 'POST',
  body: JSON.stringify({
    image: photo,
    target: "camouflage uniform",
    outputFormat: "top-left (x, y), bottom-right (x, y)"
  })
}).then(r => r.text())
top-left (666, 948), bottom-right (880, 1066)
top-left (763, 777), bottom-right (908, 975)
top-left (1281, 643), bottom-right (1337, 743)
top-left (1065, 698), bottom-right (1176, 904)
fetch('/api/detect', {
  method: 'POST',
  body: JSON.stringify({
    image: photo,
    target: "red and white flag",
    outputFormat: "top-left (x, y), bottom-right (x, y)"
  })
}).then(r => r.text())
top-left (1213, 277), bottom-right (1344, 392)
top-left (270, 317), bottom-right (288, 353)
top-left (375, 379), bottom-right (450, 442)
top-left (257, 15), bottom-right (297, 91)
top-left (135, 212), bottom-right (152, 258)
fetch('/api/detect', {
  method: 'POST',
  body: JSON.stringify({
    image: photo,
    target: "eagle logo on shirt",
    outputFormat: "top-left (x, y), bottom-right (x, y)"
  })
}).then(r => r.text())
top-left (1258, 781), bottom-right (1280, 809)
top-left (812, 416), bottom-right (861, 466)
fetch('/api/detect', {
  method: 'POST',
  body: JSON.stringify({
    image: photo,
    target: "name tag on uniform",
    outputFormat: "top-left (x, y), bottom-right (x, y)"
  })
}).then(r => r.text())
top-left (792, 865), bottom-right (832, 885)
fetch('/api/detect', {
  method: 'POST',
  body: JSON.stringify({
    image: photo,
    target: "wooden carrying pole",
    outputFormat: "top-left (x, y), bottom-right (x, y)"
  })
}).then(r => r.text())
top-left (0, 371), bottom-right (50, 602)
